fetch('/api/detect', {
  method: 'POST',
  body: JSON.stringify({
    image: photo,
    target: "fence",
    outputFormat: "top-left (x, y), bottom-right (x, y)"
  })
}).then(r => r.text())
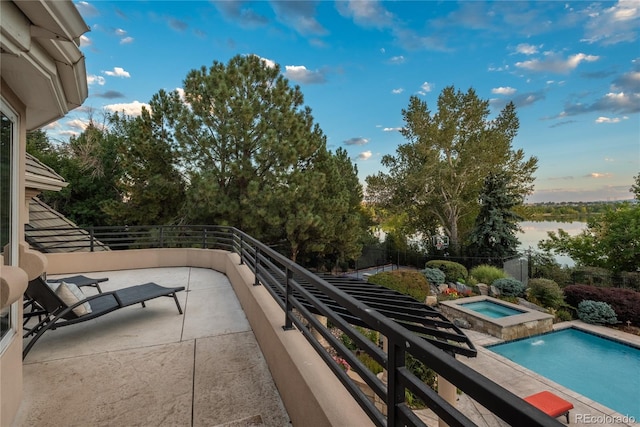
top-left (25, 224), bottom-right (561, 426)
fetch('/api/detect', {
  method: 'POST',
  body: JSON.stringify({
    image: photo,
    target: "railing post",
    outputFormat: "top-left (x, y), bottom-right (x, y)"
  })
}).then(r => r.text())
top-left (89, 226), bottom-right (94, 252)
top-left (202, 228), bottom-right (207, 249)
top-left (254, 247), bottom-right (261, 286)
top-left (159, 226), bottom-right (164, 248)
top-left (283, 267), bottom-right (294, 330)
top-left (239, 235), bottom-right (244, 264)
top-left (387, 338), bottom-right (405, 427)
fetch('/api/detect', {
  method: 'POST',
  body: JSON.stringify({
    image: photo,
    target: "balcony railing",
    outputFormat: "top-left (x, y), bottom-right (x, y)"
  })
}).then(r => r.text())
top-left (25, 225), bottom-right (562, 427)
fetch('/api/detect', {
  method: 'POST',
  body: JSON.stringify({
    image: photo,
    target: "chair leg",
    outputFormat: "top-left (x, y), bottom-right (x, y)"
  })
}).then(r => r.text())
top-left (565, 411), bottom-right (570, 423)
top-left (172, 293), bottom-right (183, 314)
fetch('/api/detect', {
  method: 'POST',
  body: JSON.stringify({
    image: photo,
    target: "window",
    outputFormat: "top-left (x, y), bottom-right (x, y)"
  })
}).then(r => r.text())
top-left (1, 99), bottom-right (18, 352)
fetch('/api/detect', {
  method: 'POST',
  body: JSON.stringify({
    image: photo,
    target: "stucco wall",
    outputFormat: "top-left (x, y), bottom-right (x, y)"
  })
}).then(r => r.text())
top-left (43, 248), bottom-right (373, 427)
top-left (0, 79), bottom-right (28, 427)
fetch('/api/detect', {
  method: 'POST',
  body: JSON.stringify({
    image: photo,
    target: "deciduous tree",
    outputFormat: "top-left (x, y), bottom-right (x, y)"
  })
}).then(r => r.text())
top-left (365, 86), bottom-right (537, 254)
top-left (539, 202), bottom-right (639, 273)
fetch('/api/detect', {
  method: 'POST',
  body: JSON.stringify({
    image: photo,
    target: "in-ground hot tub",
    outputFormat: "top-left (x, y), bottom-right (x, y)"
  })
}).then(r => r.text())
top-left (439, 296), bottom-right (554, 340)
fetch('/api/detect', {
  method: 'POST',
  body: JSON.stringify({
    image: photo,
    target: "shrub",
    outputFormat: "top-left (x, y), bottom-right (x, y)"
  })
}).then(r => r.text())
top-left (527, 278), bottom-right (564, 309)
top-left (555, 308), bottom-right (573, 322)
top-left (492, 278), bottom-right (525, 297)
top-left (564, 284), bottom-right (640, 326)
top-left (422, 267), bottom-right (445, 286)
top-left (425, 260), bottom-right (468, 282)
top-left (469, 264), bottom-right (507, 285)
top-left (368, 270), bottom-right (431, 301)
top-left (577, 300), bottom-right (618, 324)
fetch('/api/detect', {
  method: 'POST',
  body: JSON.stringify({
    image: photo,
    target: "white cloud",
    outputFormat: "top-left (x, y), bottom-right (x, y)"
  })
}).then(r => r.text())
top-left (104, 67), bottom-right (131, 78)
top-left (344, 137), bottom-right (369, 146)
top-left (80, 35), bottom-right (91, 47)
top-left (515, 43), bottom-right (540, 55)
top-left (595, 116), bottom-right (622, 123)
top-left (336, 1), bottom-right (395, 29)
top-left (66, 119), bottom-right (89, 131)
top-left (87, 74), bottom-right (105, 86)
top-left (76, 1), bottom-right (99, 17)
top-left (358, 150), bottom-right (373, 160)
top-left (587, 172), bottom-right (613, 178)
top-left (420, 82), bottom-right (433, 92)
top-left (104, 101), bottom-right (149, 116)
top-left (115, 28), bottom-right (127, 37)
top-left (284, 65), bottom-right (326, 84)
top-left (583, 1), bottom-right (640, 45)
top-left (383, 127), bottom-right (402, 132)
top-left (516, 53), bottom-right (599, 74)
top-left (120, 37), bottom-right (134, 44)
top-left (389, 55), bottom-right (405, 64)
top-left (391, 88), bottom-right (404, 94)
top-left (492, 86), bottom-right (517, 95)
top-left (255, 55), bottom-right (277, 69)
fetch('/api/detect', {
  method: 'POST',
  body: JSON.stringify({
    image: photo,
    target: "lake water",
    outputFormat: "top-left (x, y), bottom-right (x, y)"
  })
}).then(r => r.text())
top-left (517, 220), bottom-right (586, 267)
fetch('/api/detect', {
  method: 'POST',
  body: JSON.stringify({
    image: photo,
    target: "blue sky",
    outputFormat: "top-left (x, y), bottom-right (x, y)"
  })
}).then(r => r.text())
top-left (48, 1), bottom-right (639, 203)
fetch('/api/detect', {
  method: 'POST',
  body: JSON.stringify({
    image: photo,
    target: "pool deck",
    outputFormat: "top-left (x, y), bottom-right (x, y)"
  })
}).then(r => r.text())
top-left (419, 321), bottom-right (639, 427)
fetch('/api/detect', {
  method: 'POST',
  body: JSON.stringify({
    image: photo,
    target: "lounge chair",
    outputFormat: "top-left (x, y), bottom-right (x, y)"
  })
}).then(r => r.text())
top-left (22, 276), bottom-right (185, 359)
top-left (524, 391), bottom-right (574, 423)
top-left (24, 275), bottom-right (108, 322)
top-left (47, 274), bottom-right (109, 293)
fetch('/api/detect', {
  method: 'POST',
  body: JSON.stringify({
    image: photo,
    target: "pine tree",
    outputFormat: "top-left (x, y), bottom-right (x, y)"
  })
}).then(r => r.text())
top-left (466, 172), bottom-right (523, 259)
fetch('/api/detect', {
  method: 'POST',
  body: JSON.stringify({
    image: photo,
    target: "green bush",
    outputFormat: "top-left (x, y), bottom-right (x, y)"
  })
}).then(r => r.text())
top-left (469, 264), bottom-right (507, 285)
top-left (422, 267), bottom-right (445, 286)
top-left (577, 300), bottom-right (618, 324)
top-left (492, 278), bottom-right (525, 297)
top-left (357, 352), bottom-right (383, 375)
top-left (368, 270), bottom-right (431, 301)
top-left (555, 308), bottom-right (573, 322)
top-left (527, 278), bottom-right (564, 309)
top-left (425, 260), bottom-right (468, 282)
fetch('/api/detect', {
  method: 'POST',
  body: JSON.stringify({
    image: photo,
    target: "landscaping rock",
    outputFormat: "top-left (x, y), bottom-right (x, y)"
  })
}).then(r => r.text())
top-left (517, 297), bottom-right (549, 313)
top-left (476, 283), bottom-right (489, 296)
top-left (489, 285), bottom-right (500, 297)
top-left (453, 318), bottom-right (471, 329)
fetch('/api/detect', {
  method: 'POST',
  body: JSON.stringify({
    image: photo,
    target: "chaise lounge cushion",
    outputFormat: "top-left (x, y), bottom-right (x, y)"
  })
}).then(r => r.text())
top-left (55, 282), bottom-right (92, 316)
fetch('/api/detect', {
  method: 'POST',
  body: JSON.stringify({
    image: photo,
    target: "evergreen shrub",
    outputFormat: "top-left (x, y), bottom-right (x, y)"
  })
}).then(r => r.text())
top-left (422, 267), bottom-right (445, 286)
top-left (527, 278), bottom-right (564, 309)
top-left (577, 300), bottom-right (618, 324)
top-left (425, 260), bottom-right (468, 282)
top-left (469, 264), bottom-right (507, 285)
top-left (492, 278), bottom-right (525, 297)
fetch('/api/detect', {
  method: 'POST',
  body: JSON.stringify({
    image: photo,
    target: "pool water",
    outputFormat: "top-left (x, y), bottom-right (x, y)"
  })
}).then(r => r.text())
top-left (460, 301), bottom-right (523, 318)
top-left (489, 328), bottom-right (640, 419)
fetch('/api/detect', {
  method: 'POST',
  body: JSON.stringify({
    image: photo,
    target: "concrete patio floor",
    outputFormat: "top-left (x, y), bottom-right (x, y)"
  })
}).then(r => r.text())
top-left (14, 267), bottom-right (640, 426)
top-left (15, 267), bottom-right (291, 427)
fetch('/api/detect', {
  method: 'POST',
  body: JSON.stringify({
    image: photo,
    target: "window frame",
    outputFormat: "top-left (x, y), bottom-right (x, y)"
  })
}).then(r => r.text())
top-left (0, 97), bottom-right (20, 353)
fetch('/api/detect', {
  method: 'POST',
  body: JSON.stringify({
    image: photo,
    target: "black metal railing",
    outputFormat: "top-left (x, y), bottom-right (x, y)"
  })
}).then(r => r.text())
top-left (26, 225), bottom-right (562, 426)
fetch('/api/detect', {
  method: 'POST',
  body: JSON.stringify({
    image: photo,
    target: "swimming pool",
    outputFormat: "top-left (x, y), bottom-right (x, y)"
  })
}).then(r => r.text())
top-left (460, 300), bottom-right (524, 318)
top-left (488, 327), bottom-right (640, 419)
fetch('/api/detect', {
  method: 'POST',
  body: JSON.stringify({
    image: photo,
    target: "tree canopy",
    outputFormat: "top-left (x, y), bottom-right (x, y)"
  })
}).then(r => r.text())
top-left (28, 54), bottom-right (368, 265)
top-left (365, 86), bottom-right (537, 254)
top-left (539, 202), bottom-right (639, 273)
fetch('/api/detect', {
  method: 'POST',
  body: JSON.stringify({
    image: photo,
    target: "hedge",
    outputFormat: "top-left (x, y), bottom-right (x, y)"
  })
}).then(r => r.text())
top-left (564, 284), bottom-right (640, 325)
